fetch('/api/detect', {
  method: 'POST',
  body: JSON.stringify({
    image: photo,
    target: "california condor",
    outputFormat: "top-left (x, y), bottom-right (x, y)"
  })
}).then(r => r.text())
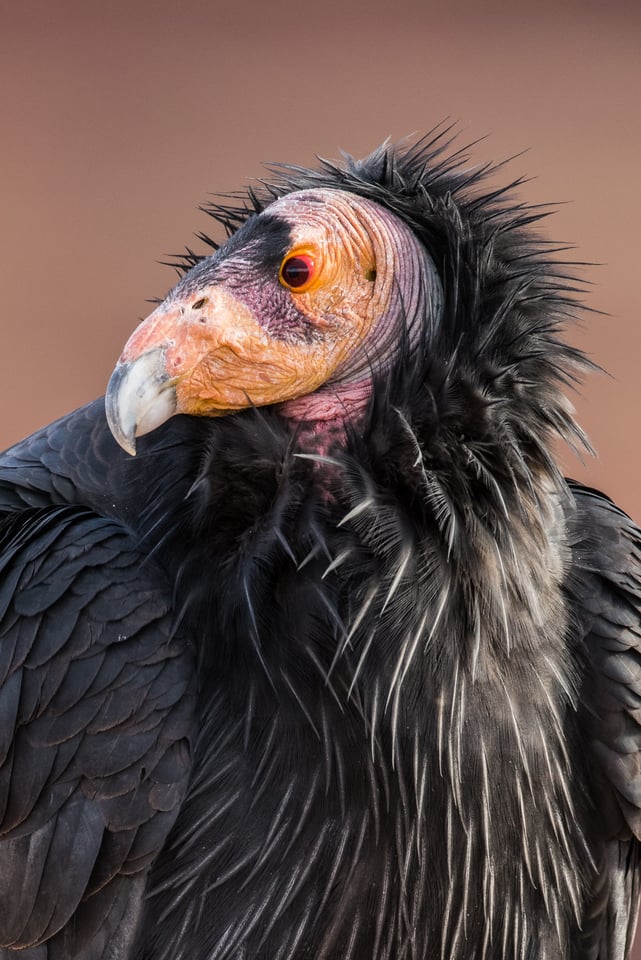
top-left (1, 131), bottom-right (640, 960)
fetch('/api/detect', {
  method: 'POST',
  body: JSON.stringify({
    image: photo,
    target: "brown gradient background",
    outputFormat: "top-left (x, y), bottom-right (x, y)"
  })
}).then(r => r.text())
top-left (2, 0), bottom-right (641, 950)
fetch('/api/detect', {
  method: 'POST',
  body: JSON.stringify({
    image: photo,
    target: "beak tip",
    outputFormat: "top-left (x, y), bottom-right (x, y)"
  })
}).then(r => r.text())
top-left (119, 435), bottom-right (138, 457)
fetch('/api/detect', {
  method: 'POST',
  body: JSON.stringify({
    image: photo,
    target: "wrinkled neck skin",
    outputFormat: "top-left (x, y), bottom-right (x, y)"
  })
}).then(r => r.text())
top-left (279, 198), bottom-right (442, 445)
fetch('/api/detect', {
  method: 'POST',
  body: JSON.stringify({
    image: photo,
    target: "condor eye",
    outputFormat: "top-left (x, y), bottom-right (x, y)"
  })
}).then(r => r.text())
top-left (279, 254), bottom-right (316, 291)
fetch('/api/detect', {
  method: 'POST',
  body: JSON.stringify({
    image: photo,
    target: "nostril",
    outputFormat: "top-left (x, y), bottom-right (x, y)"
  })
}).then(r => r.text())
top-left (192, 297), bottom-right (208, 310)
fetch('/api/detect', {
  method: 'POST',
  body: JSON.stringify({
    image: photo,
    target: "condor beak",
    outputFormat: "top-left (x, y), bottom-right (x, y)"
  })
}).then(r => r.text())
top-left (105, 291), bottom-right (231, 456)
top-left (105, 347), bottom-right (178, 456)
top-left (105, 294), bottom-right (203, 456)
top-left (105, 295), bottom-right (197, 456)
top-left (106, 287), bottom-right (262, 456)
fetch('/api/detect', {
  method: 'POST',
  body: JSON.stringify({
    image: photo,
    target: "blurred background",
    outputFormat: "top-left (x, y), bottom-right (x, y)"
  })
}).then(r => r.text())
top-left (1, 0), bottom-right (641, 951)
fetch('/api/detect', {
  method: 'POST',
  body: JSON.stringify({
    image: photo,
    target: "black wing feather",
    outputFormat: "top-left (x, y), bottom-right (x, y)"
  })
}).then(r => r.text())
top-left (0, 505), bottom-right (195, 959)
top-left (566, 482), bottom-right (641, 958)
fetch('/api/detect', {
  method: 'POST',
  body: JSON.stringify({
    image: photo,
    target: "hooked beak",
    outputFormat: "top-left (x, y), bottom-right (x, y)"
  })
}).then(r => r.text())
top-left (105, 292), bottom-right (211, 457)
top-left (105, 287), bottom-right (239, 455)
top-left (105, 347), bottom-right (178, 456)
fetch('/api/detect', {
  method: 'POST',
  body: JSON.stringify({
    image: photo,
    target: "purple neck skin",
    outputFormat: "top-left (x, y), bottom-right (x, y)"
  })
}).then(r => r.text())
top-left (278, 377), bottom-right (374, 448)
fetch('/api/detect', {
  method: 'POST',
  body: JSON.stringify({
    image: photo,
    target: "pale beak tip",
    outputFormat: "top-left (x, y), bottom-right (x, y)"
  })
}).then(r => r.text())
top-left (105, 347), bottom-right (177, 456)
top-left (119, 434), bottom-right (138, 457)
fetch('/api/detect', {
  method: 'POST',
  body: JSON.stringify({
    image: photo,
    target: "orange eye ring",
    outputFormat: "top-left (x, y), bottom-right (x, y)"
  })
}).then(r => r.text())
top-left (279, 252), bottom-right (317, 293)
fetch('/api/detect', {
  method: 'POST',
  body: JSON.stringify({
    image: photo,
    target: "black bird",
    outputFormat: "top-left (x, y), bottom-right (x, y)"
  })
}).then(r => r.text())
top-left (1, 131), bottom-right (640, 960)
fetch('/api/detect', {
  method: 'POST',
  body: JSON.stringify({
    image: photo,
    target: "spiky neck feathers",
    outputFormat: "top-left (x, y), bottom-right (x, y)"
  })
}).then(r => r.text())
top-left (163, 362), bottom-right (586, 959)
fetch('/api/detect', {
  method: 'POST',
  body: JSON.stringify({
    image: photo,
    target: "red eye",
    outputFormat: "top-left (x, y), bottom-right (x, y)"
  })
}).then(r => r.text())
top-left (279, 254), bottom-right (315, 291)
